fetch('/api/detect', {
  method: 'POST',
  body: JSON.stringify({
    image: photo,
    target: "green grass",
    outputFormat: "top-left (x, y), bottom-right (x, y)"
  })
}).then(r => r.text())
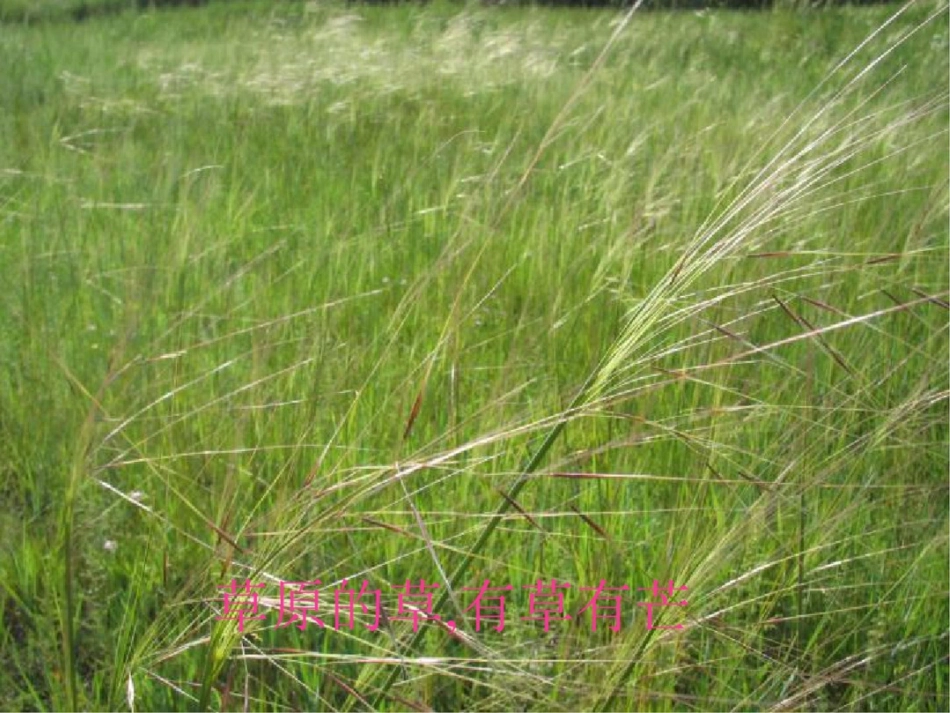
top-left (0, 0), bottom-right (947, 710)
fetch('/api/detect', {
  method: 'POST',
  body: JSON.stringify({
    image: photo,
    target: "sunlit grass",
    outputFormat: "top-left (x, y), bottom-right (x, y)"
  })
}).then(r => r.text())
top-left (0, 1), bottom-right (947, 710)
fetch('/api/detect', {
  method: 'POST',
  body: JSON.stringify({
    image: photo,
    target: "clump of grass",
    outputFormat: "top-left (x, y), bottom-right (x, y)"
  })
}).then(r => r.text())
top-left (0, 0), bottom-right (946, 711)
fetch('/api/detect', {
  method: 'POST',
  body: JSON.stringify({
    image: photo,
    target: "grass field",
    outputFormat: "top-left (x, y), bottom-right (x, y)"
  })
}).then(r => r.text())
top-left (0, 0), bottom-right (947, 710)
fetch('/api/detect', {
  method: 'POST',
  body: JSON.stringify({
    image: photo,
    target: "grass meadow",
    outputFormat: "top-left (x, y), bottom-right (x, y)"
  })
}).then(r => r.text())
top-left (0, 0), bottom-right (948, 710)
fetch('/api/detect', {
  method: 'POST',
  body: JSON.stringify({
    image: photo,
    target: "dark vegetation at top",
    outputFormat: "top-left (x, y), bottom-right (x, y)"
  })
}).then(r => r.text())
top-left (0, 0), bottom-right (901, 25)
